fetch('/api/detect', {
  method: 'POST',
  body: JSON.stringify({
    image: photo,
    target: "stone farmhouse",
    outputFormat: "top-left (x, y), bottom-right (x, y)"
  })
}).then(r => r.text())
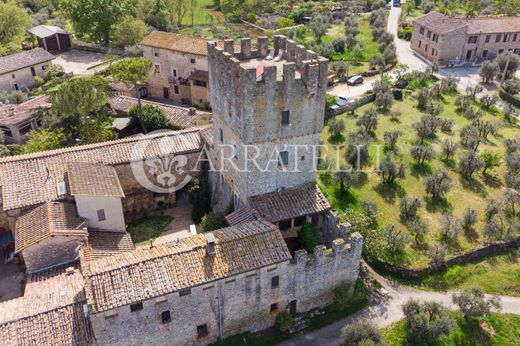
top-left (0, 48), bottom-right (55, 91)
top-left (411, 11), bottom-right (520, 65)
top-left (0, 36), bottom-right (363, 346)
top-left (0, 95), bottom-right (49, 144)
top-left (141, 32), bottom-right (212, 108)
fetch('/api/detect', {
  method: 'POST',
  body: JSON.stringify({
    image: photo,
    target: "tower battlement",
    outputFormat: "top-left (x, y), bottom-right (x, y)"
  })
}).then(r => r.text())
top-left (207, 35), bottom-right (328, 90)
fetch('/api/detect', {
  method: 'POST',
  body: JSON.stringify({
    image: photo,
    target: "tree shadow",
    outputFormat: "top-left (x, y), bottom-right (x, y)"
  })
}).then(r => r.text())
top-left (352, 171), bottom-right (369, 188)
top-left (331, 188), bottom-right (360, 211)
top-left (411, 163), bottom-right (433, 177)
top-left (459, 176), bottom-right (487, 197)
top-left (424, 196), bottom-right (453, 213)
top-left (440, 157), bottom-right (457, 169)
top-left (328, 133), bottom-right (345, 145)
top-left (482, 174), bottom-right (503, 188)
top-left (463, 227), bottom-right (480, 242)
top-left (373, 181), bottom-right (406, 204)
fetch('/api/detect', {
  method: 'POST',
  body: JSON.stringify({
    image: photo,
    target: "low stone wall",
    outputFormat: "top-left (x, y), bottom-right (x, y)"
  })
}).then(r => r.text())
top-left (331, 93), bottom-right (375, 115)
top-left (368, 237), bottom-right (520, 279)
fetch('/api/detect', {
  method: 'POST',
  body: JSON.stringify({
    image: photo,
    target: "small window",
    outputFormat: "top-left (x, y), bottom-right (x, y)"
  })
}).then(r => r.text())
top-left (219, 128), bottom-right (223, 143)
top-left (233, 144), bottom-right (239, 160)
top-left (294, 216), bottom-right (306, 227)
top-left (301, 155), bottom-right (305, 161)
top-left (468, 36), bottom-right (477, 44)
top-left (173, 69), bottom-right (177, 77)
top-left (496, 34), bottom-right (501, 43)
top-left (179, 287), bottom-right (191, 296)
top-left (190, 58), bottom-right (196, 64)
top-left (174, 85), bottom-right (179, 94)
top-left (0, 126), bottom-right (13, 138)
top-left (279, 219), bottom-right (291, 231)
top-left (130, 302), bottom-right (143, 312)
top-left (161, 310), bottom-right (171, 323)
top-left (485, 35), bottom-right (490, 43)
top-left (281, 110), bottom-right (290, 125)
top-left (11, 74), bottom-right (15, 79)
top-left (432, 34), bottom-right (438, 42)
top-left (42, 65), bottom-right (47, 70)
top-left (431, 48), bottom-right (435, 55)
top-left (483, 50), bottom-right (488, 58)
top-left (271, 276), bottom-right (279, 289)
top-left (427, 30), bottom-right (431, 38)
top-left (97, 209), bottom-right (106, 221)
top-left (425, 44), bottom-right (428, 52)
top-left (155, 65), bottom-right (161, 73)
top-left (503, 35), bottom-right (508, 42)
top-left (270, 303), bottom-right (278, 314)
top-left (418, 40), bottom-right (422, 48)
top-left (197, 324), bottom-right (208, 338)
top-left (30, 67), bottom-right (36, 77)
top-left (279, 151), bottom-right (289, 166)
top-left (499, 49), bottom-right (504, 54)
top-left (419, 27), bottom-right (424, 35)
top-left (154, 48), bottom-right (159, 57)
top-left (18, 122), bottom-right (33, 135)
top-left (514, 34), bottom-right (518, 42)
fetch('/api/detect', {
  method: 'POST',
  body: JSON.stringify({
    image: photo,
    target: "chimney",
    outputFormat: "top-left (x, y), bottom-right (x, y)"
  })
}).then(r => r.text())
top-left (188, 107), bottom-right (197, 116)
top-left (205, 233), bottom-right (216, 257)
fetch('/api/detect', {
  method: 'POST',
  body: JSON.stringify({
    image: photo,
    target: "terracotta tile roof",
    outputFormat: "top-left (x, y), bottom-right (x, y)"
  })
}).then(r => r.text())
top-left (84, 219), bottom-right (291, 312)
top-left (141, 31), bottom-right (211, 56)
top-left (15, 201), bottom-right (87, 253)
top-left (85, 230), bottom-right (135, 260)
top-left (0, 48), bottom-right (55, 75)
top-left (110, 96), bottom-right (211, 128)
top-left (225, 206), bottom-right (259, 225)
top-left (188, 69), bottom-right (209, 82)
top-left (247, 183), bottom-right (331, 223)
top-left (0, 95), bottom-right (51, 126)
top-left (0, 128), bottom-right (205, 210)
top-left (27, 25), bottom-right (68, 38)
top-left (66, 162), bottom-right (124, 197)
top-left (413, 11), bottom-right (520, 35)
top-left (199, 126), bottom-right (214, 148)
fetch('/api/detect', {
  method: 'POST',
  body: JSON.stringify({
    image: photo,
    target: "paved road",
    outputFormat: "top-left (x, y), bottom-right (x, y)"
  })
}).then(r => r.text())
top-left (280, 262), bottom-right (520, 346)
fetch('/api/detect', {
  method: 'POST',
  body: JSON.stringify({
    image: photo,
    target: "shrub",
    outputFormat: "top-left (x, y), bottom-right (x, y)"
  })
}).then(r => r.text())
top-left (200, 212), bottom-right (227, 232)
top-left (403, 300), bottom-right (455, 344)
top-left (34, 76), bottom-right (45, 87)
top-left (298, 223), bottom-right (320, 253)
top-left (342, 320), bottom-right (384, 346)
top-left (453, 287), bottom-right (502, 320)
top-left (333, 283), bottom-right (353, 310)
top-left (128, 104), bottom-right (170, 131)
top-left (275, 311), bottom-right (293, 332)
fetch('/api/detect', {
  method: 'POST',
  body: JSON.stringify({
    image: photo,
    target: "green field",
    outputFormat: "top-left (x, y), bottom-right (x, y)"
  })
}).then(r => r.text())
top-left (320, 91), bottom-right (518, 268)
top-left (382, 313), bottom-right (520, 346)
top-left (127, 215), bottom-right (173, 246)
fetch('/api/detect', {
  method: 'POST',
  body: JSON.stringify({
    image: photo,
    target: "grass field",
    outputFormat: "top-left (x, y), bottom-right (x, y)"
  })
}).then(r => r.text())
top-left (127, 215), bottom-right (173, 246)
top-left (180, 0), bottom-right (224, 26)
top-left (382, 312), bottom-right (520, 346)
top-left (320, 91), bottom-right (518, 268)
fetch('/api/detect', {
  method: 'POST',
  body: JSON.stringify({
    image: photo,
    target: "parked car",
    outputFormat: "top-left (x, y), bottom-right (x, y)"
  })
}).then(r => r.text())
top-left (336, 96), bottom-right (355, 106)
top-left (347, 75), bottom-right (364, 86)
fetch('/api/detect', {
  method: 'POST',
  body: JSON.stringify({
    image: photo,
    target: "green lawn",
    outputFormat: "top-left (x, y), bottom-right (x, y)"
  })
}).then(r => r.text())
top-left (385, 249), bottom-right (520, 296)
top-left (127, 215), bottom-right (173, 246)
top-left (382, 312), bottom-right (520, 345)
top-left (180, 0), bottom-right (224, 26)
top-left (320, 92), bottom-right (518, 268)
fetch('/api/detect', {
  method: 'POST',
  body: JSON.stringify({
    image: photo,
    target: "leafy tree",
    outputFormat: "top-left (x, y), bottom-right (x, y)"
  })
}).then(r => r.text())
top-left (361, 200), bottom-right (378, 222)
top-left (495, 52), bottom-right (520, 79)
top-left (374, 90), bottom-right (394, 112)
top-left (383, 130), bottom-right (402, 151)
top-left (413, 115), bottom-right (439, 143)
top-left (110, 57), bottom-right (153, 95)
top-left (346, 131), bottom-right (371, 168)
top-left (502, 188), bottom-right (519, 216)
top-left (466, 84), bottom-right (484, 99)
top-left (309, 15), bottom-right (329, 42)
top-left (479, 60), bottom-right (500, 83)
top-left (459, 151), bottom-right (484, 179)
top-left (344, 16), bottom-right (359, 38)
top-left (383, 223), bottom-right (407, 262)
top-left (440, 118), bottom-right (454, 133)
top-left (453, 287), bottom-right (501, 320)
top-left (428, 243), bottom-right (447, 270)
top-left (480, 95), bottom-right (497, 109)
top-left (440, 214), bottom-right (460, 242)
top-left (200, 212), bottom-right (227, 232)
top-left (460, 124), bottom-right (483, 152)
top-left (298, 223), bottom-right (320, 254)
top-left (480, 151), bottom-right (501, 175)
top-left (399, 197), bottom-right (422, 221)
top-left (275, 311), bottom-right (292, 332)
top-left (378, 153), bottom-right (406, 184)
top-left (409, 217), bottom-right (429, 245)
top-left (369, 55), bottom-right (385, 70)
top-left (416, 88), bottom-right (430, 109)
top-left (425, 170), bottom-right (452, 201)
top-left (331, 61), bottom-right (348, 79)
top-left (23, 129), bottom-right (65, 153)
top-left (485, 198), bottom-right (500, 222)
top-left (441, 139), bottom-right (459, 160)
top-left (342, 321), bottom-right (385, 346)
top-left (411, 145), bottom-right (435, 165)
top-left (472, 119), bottom-right (498, 141)
top-left (461, 207), bottom-right (478, 233)
top-left (63, 0), bottom-right (138, 43)
top-left (402, 300), bottom-right (455, 344)
top-left (356, 108), bottom-right (379, 133)
top-left (78, 115), bottom-right (115, 144)
top-left (188, 161), bottom-right (212, 223)
top-left (112, 17), bottom-right (148, 47)
top-left (0, 1), bottom-right (31, 47)
top-left (389, 109), bottom-right (401, 122)
top-left (484, 213), bottom-right (516, 241)
top-left (329, 118), bottom-right (346, 137)
top-left (128, 104), bottom-right (174, 132)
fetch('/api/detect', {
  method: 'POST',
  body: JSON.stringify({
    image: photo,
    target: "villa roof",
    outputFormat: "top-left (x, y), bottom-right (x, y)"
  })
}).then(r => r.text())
top-left (188, 69), bottom-right (209, 82)
top-left (27, 25), bottom-right (69, 38)
top-left (0, 95), bottom-right (50, 126)
top-left (141, 31), bottom-right (212, 56)
top-left (0, 128), bottom-right (205, 211)
top-left (0, 265), bottom-right (91, 345)
top-left (84, 219), bottom-right (291, 312)
top-left (66, 162), bottom-right (125, 198)
top-left (85, 230), bottom-right (135, 260)
top-left (227, 184), bottom-right (331, 225)
top-left (15, 201), bottom-right (87, 253)
top-left (413, 11), bottom-right (520, 35)
top-left (110, 96), bottom-right (211, 129)
top-left (0, 48), bottom-right (55, 75)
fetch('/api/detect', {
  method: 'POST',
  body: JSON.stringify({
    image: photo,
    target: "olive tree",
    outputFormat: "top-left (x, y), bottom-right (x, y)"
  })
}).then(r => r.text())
top-left (425, 170), bottom-right (452, 201)
top-left (453, 287), bottom-right (501, 320)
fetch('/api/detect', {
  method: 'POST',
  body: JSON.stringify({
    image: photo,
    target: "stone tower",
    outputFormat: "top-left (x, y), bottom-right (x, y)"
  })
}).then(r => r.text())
top-left (207, 35), bottom-right (328, 208)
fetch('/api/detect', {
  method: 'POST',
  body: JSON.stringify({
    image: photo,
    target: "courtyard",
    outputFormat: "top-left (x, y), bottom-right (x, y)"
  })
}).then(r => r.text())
top-left (52, 49), bottom-right (116, 75)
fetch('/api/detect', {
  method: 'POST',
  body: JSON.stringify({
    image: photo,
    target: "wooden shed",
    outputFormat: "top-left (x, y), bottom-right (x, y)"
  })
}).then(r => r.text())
top-left (27, 25), bottom-right (71, 52)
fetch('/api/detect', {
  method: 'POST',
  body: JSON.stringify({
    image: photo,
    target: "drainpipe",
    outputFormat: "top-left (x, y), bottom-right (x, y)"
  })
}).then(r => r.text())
top-left (218, 285), bottom-right (223, 340)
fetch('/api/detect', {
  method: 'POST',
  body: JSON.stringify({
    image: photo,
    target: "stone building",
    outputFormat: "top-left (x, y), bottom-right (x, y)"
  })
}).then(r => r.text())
top-left (141, 32), bottom-right (212, 108)
top-left (0, 48), bottom-right (55, 91)
top-left (411, 11), bottom-right (520, 65)
top-left (0, 95), bottom-right (49, 144)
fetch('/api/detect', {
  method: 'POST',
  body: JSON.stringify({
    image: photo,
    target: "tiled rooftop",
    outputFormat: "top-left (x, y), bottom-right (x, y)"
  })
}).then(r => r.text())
top-left (0, 95), bottom-right (50, 126)
top-left (66, 162), bottom-right (125, 198)
top-left (85, 230), bottom-right (135, 260)
top-left (84, 219), bottom-right (291, 312)
top-left (141, 31), bottom-right (211, 56)
top-left (15, 201), bottom-right (87, 253)
top-left (0, 128), bottom-right (205, 210)
top-left (0, 48), bottom-right (55, 75)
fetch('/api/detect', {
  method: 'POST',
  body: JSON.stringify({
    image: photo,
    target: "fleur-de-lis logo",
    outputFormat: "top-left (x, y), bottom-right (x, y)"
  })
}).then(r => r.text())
top-left (131, 130), bottom-right (193, 193)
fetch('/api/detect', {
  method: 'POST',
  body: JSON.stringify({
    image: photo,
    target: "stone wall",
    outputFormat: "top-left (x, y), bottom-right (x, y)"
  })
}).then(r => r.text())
top-left (22, 235), bottom-right (87, 273)
top-left (0, 62), bottom-right (52, 91)
top-left (88, 232), bottom-right (363, 346)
